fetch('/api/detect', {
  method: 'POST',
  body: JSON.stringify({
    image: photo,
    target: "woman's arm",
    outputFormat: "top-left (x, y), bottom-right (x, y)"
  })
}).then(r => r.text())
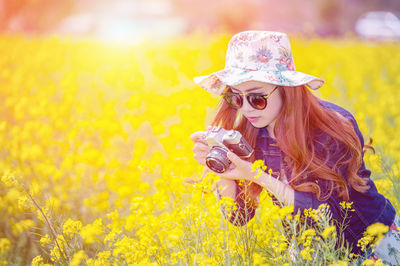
top-left (215, 170), bottom-right (295, 226)
top-left (218, 151), bottom-right (295, 206)
top-left (215, 178), bottom-right (237, 199)
top-left (249, 171), bottom-right (295, 206)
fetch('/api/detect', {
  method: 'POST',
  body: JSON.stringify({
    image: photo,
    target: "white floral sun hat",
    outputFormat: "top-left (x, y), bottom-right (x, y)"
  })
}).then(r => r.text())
top-left (194, 31), bottom-right (324, 95)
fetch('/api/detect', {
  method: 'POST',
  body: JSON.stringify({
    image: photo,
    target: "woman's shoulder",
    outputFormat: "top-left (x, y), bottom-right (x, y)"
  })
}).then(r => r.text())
top-left (317, 99), bottom-right (356, 122)
top-left (316, 99), bottom-right (365, 146)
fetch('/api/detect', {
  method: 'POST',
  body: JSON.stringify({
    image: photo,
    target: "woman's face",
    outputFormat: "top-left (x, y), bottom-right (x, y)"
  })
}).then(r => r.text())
top-left (228, 80), bottom-right (283, 133)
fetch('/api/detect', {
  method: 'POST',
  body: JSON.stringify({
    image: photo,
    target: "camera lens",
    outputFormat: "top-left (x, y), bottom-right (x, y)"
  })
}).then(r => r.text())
top-left (206, 159), bottom-right (225, 173)
top-left (206, 146), bottom-right (230, 173)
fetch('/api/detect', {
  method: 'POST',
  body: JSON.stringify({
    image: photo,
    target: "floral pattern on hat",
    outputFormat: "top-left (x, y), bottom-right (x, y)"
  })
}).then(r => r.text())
top-left (194, 31), bottom-right (324, 95)
top-left (249, 47), bottom-right (272, 66)
top-left (276, 47), bottom-right (294, 71)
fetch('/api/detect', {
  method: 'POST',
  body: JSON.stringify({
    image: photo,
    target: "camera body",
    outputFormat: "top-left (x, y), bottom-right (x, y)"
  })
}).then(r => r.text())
top-left (204, 126), bottom-right (254, 173)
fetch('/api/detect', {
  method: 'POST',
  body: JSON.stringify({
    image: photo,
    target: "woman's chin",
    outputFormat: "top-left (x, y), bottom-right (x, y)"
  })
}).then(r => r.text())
top-left (249, 121), bottom-right (267, 128)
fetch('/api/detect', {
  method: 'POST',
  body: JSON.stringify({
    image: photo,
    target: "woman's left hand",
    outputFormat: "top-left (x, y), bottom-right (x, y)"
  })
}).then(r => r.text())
top-left (218, 152), bottom-right (255, 181)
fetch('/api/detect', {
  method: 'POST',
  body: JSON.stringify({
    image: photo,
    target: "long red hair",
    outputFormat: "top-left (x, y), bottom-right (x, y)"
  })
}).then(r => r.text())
top-left (211, 85), bottom-right (370, 208)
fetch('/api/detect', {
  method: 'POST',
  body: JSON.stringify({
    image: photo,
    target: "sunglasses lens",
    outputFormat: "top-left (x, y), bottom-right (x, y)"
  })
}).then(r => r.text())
top-left (248, 95), bottom-right (267, 110)
top-left (224, 93), bottom-right (242, 108)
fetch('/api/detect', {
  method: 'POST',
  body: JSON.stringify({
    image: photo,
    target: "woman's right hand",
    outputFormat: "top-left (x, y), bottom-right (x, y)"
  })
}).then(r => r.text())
top-left (190, 127), bottom-right (211, 166)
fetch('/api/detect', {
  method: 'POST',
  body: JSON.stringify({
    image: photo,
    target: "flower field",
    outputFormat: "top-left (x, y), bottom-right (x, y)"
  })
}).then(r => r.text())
top-left (0, 33), bottom-right (399, 265)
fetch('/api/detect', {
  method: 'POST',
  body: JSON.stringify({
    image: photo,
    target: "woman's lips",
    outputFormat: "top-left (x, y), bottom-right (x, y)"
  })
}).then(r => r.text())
top-left (246, 116), bottom-right (259, 122)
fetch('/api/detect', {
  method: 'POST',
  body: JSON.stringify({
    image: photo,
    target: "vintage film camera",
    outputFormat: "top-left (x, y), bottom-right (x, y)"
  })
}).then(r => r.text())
top-left (204, 126), bottom-right (254, 173)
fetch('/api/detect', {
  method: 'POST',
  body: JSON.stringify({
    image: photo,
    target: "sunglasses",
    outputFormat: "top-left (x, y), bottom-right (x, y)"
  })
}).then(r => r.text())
top-left (222, 86), bottom-right (278, 110)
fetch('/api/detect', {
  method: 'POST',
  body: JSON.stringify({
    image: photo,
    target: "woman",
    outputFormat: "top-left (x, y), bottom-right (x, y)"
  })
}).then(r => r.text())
top-left (190, 31), bottom-right (399, 263)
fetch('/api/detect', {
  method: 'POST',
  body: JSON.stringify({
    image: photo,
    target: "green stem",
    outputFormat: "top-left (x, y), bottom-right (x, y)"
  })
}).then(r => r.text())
top-left (25, 191), bottom-right (68, 265)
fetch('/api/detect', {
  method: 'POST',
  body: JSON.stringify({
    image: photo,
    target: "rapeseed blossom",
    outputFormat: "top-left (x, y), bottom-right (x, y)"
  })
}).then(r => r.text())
top-left (31, 255), bottom-right (52, 266)
top-left (251, 159), bottom-right (268, 179)
top-left (322, 225), bottom-right (337, 239)
top-left (357, 223), bottom-right (389, 252)
top-left (0, 34), bottom-right (397, 265)
top-left (0, 238), bottom-right (10, 254)
top-left (62, 218), bottom-right (83, 239)
top-left (80, 219), bottom-right (104, 244)
top-left (340, 201), bottom-right (355, 212)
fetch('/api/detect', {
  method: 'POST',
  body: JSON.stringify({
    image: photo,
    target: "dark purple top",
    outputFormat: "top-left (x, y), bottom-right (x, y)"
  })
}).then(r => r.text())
top-left (217, 100), bottom-right (396, 254)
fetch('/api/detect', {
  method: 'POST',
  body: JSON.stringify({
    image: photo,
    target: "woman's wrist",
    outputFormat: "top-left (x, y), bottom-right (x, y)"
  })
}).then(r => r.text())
top-left (249, 171), bottom-right (294, 206)
top-left (249, 171), bottom-right (272, 189)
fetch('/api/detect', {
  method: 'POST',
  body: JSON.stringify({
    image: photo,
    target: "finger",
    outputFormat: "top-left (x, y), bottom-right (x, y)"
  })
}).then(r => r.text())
top-left (193, 142), bottom-right (209, 152)
top-left (190, 131), bottom-right (206, 142)
top-left (194, 148), bottom-right (209, 159)
top-left (193, 150), bottom-right (208, 160)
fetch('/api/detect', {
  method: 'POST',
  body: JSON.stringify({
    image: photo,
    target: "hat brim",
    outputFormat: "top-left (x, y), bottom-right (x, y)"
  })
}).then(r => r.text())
top-left (194, 68), bottom-right (324, 95)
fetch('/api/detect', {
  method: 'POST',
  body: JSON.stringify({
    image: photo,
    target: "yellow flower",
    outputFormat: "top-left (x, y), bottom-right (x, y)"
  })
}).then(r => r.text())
top-left (63, 218), bottom-right (83, 238)
top-left (87, 251), bottom-right (112, 266)
top-left (39, 234), bottom-right (52, 248)
top-left (31, 255), bottom-right (52, 266)
top-left (339, 201), bottom-right (355, 212)
top-left (28, 181), bottom-right (41, 197)
top-left (253, 252), bottom-right (266, 265)
top-left (0, 170), bottom-right (18, 188)
top-left (251, 160), bottom-right (267, 179)
top-left (218, 196), bottom-right (237, 213)
top-left (357, 223), bottom-right (388, 252)
top-left (366, 223), bottom-right (389, 237)
top-left (322, 226), bottom-right (337, 239)
top-left (279, 205), bottom-right (294, 219)
top-left (252, 160), bottom-right (267, 172)
top-left (0, 238), bottom-right (11, 254)
top-left (0, 31), bottom-right (400, 265)
top-left (300, 246), bottom-right (314, 261)
top-left (80, 219), bottom-right (104, 245)
top-left (329, 261), bottom-right (348, 266)
top-left (365, 223), bottom-right (389, 246)
top-left (11, 219), bottom-right (35, 235)
top-left (70, 250), bottom-right (87, 266)
top-left (362, 259), bottom-right (384, 266)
